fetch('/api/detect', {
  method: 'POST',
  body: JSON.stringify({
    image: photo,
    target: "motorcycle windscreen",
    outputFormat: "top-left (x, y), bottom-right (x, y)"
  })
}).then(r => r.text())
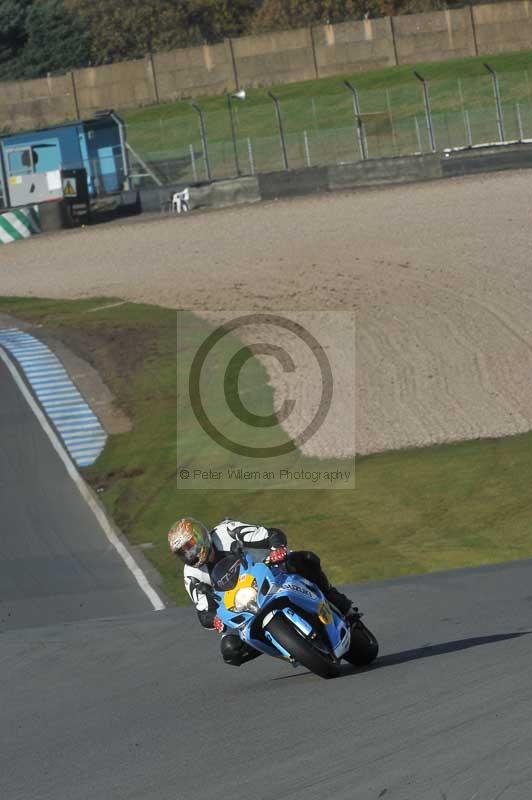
top-left (212, 555), bottom-right (241, 591)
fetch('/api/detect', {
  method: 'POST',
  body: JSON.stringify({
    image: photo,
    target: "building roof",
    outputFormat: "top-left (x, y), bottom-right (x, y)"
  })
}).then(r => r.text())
top-left (0, 111), bottom-right (124, 145)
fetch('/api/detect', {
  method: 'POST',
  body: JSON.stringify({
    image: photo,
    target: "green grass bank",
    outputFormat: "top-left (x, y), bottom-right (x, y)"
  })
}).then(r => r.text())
top-left (124, 49), bottom-right (532, 177)
top-left (2, 295), bottom-right (532, 605)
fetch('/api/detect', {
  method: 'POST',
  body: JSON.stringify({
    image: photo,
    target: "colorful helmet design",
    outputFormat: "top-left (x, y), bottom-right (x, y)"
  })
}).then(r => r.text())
top-left (167, 518), bottom-right (212, 567)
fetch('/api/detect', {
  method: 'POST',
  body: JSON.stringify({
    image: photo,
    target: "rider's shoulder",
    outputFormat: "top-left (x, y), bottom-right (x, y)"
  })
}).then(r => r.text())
top-left (183, 562), bottom-right (209, 581)
top-left (213, 517), bottom-right (245, 528)
top-left (212, 518), bottom-right (253, 536)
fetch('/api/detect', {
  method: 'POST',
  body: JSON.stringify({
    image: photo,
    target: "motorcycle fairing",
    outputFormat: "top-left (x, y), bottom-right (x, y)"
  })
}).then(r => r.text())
top-left (214, 554), bottom-right (351, 661)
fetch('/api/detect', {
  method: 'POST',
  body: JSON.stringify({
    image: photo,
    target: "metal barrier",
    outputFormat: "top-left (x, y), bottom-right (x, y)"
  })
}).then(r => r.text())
top-left (125, 66), bottom-right (532, 185)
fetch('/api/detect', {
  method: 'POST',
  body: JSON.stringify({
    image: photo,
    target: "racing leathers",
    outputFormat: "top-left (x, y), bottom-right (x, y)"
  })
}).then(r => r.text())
top-left (183, 518), bottom-right (355, 666)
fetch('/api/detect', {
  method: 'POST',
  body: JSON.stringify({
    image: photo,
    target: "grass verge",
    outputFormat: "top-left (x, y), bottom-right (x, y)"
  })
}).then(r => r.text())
top-left (124, 48), bottom-right (532, 172)
top-left (2, 295), bottom-right (532, 605)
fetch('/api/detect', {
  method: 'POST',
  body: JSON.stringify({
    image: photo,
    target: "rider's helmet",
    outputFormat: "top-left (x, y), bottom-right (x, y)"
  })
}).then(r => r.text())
top-left (167, 518), bottom-right (212, 567)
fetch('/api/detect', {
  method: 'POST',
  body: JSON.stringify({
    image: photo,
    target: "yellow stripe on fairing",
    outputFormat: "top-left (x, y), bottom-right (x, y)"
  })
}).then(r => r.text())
top-left (224, 572), bottom-right (255, 610)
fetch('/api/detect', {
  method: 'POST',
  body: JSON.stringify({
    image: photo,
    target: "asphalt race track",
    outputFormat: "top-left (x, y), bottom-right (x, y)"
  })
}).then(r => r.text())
top-left (2, 557), bottom-right (532, 799)
top-left (0, 358), bottom-right (152, 631)
top-left (2, 354), bottom-right (532, 799)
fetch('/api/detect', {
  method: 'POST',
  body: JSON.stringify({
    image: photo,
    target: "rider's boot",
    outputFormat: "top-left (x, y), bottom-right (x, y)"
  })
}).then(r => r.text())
top-left (314, 567), bottom-right (359, 622)
top-left (324, 586), bottom-right (359, 623)
top-left (221, 634), bottom-right (262, 666)
top-left (285, 551), bottom-right (359, 623)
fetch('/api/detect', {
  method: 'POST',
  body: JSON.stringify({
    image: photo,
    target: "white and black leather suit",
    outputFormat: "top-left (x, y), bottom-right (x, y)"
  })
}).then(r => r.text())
top-left (184, 518), bottom-right (354, 666)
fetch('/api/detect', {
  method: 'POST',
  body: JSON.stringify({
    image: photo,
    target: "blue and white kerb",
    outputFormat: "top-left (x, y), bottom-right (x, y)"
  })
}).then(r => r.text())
top-left (0, 328), bottom-right (107, 468)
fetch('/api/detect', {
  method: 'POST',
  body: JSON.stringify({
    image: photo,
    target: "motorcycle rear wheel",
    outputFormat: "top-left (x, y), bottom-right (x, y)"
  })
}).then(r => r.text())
top-left (265, 613), bottom-right (341, 679)
top-left (343, 621), bottom-right (379, 666)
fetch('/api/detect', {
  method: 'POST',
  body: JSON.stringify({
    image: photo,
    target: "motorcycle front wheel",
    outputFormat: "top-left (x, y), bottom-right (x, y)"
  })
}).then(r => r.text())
top-left (343, 621), bottom-right (379, 666)
top-left (265, 613), bottom-right (341, 679)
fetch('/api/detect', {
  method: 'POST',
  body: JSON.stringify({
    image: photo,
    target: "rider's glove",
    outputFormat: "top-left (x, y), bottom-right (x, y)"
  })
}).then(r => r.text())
top-left (268, 545), bottom-right (288, 565)
top-left (213, 615), bottom-right (225, 633)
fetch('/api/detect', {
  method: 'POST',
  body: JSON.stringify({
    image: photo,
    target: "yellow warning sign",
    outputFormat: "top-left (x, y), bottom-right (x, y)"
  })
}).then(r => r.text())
top-left (62, 178), bottom-right (77, 197)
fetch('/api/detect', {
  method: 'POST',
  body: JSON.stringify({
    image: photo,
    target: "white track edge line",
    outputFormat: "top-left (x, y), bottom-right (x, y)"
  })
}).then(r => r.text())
top-left (0, 347), bottom-right (165, 612)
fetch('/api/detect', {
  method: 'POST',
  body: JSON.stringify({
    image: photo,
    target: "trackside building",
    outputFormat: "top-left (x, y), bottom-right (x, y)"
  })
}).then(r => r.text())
top-left (0, 112), bottom-right (129, 210)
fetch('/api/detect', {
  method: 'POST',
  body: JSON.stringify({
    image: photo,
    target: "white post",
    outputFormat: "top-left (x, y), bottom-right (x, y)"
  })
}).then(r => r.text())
top-left (464, 110), bottom-right (473, 147)
top-left (303, 130), bottom-right (311, 167)
top-left (457, 78), bottom-right (465, 110)
top-left (247, 137), bottom-right (255, 175)
top-left (516, 103), bottom-right (524, 141)
top-left (189, 144), bottom-right (198, 183)
top-left (386, 89), bottom-right (397, 154)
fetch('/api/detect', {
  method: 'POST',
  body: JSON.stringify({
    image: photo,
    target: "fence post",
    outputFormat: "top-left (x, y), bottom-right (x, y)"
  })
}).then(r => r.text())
top-left (189, 144), bottom-right (198, 183)
top-left (226, 93), bottom-right (241, 176)
top-left (414, 71), bottom-right (436, 152)
top-left (457, 78), bottom-right (465, 111)
top-left (247, 138), bottom-right (255, 175)
top-left (191, 101), bottom-right (212, 181)
top-left (309, 26), bottom-right (319, 80)
top-left (386, 88), bottom-right (398, 154)
top-left (70, 71), bottom-right (80, 119)
top-left (225, 38), bottom-right (239, 92)
top-left (484, 63), bottom-right (505, 143)
top-left (268, 91), bottom-right (289, 170)
top-left (516, 103), bottom-right (524, 141)
top-left (344, 80), bottom-right (368, 160)
top-left (148, 52), bottom-right (160, 105)
top-left (469, 4), bottom-right (479, 57)
top-left (464, 110), bottom-right (473, 147)
top-left (389, 16), bottom-right (399, 66)
top-left (111, 111), bottom-right (131, 190)
top-left (303, 130), bottom-right (311, 166)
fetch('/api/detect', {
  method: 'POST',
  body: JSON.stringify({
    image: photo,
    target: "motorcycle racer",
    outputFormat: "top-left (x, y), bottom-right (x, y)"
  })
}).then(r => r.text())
top-left (167, 517), bottom-right (358, 667)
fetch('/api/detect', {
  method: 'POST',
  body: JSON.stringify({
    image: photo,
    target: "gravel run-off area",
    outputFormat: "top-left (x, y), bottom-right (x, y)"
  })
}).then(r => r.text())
top-left (1, 170), bottom-right (532, 458)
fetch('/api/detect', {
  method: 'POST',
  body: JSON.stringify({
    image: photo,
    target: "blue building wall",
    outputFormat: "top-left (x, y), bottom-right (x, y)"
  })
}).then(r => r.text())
top-left (0, 116), bottom-right (124, 198)
top-left (3, 125), bottom-right (82, 171)
top-left (83, 120), bottom-right (124, 193)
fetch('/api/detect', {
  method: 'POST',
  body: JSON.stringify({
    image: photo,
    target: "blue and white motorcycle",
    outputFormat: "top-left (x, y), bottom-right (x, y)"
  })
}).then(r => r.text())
top-left (212, 547), bottom-right (378, 679)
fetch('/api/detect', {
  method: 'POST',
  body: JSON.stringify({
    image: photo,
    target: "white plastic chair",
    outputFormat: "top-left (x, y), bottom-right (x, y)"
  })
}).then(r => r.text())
top-left (172, 188), bottom-right (190, 213)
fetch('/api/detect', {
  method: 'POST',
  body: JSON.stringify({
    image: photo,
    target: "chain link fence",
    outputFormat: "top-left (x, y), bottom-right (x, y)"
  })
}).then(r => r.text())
top-left (125, 67), bottom-right (532, 187)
